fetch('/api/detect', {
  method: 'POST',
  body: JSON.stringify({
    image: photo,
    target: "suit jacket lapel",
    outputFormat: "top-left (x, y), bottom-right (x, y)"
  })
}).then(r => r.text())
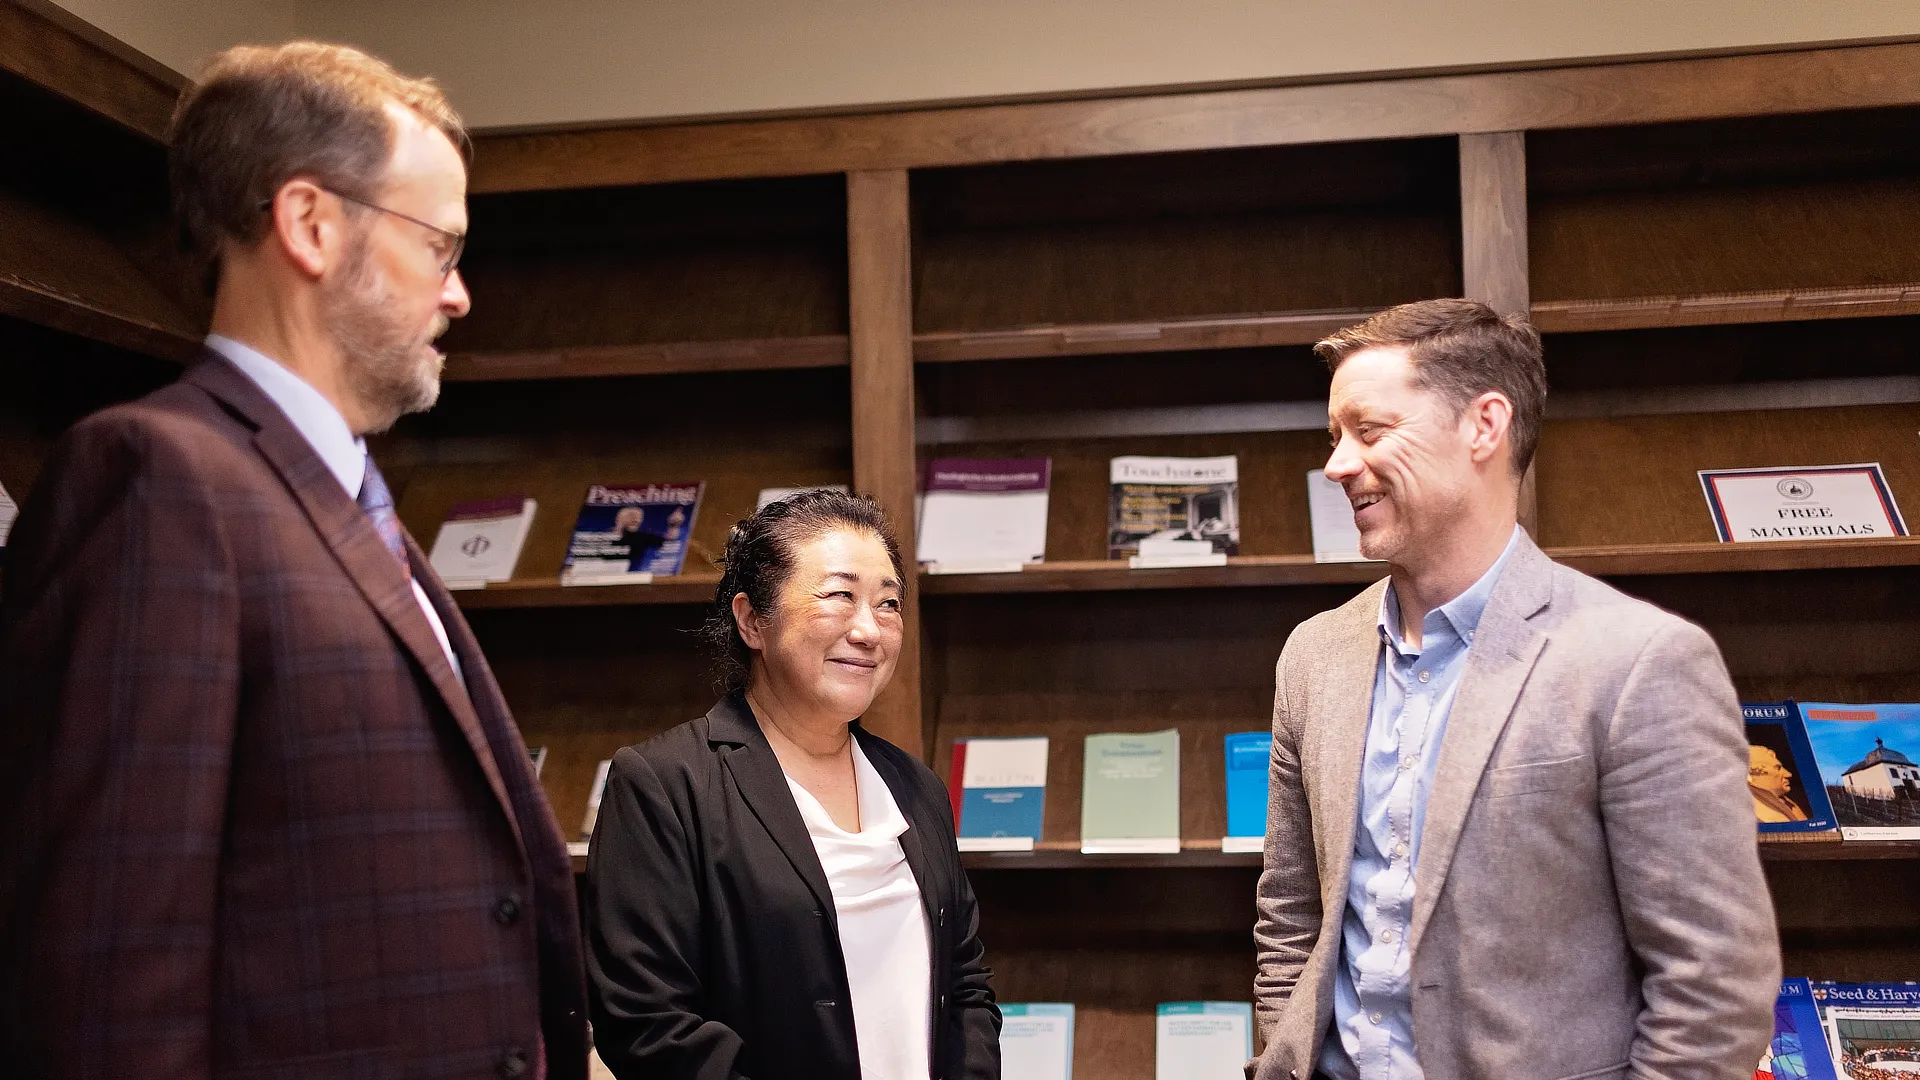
top-left (1309, 581), bottom-right (1388, 912)
top-left (1407, 538), bottom-right (1555, 954)
top-left (183, 355), bottom-right (521, 842)
top-left (858, 728), bottom-right (943, 939)
top-left (707, 696), bottom-right (839, 930)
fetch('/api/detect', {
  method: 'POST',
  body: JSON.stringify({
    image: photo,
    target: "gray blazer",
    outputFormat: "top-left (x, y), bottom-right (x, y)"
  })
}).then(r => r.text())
top-left (1253, 534), bottom-right (1779, 1080)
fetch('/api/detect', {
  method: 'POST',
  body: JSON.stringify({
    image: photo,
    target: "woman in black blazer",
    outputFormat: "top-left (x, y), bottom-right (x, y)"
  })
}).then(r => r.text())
top-left (585, 490), bottom-right (1000, 1080)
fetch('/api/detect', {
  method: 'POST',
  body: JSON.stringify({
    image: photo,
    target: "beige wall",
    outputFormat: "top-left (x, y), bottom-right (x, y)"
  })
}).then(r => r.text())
top-left (49, 0), bottom-right (1920, 131)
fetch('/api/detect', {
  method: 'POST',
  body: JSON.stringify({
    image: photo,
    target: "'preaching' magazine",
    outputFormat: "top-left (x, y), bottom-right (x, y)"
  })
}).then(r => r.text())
top-left (562, 482), bottom-right (703, 582)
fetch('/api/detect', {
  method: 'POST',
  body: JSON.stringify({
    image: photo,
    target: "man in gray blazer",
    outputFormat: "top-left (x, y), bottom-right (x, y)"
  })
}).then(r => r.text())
top-left (1253, 299), bottom-right (1778, 1080)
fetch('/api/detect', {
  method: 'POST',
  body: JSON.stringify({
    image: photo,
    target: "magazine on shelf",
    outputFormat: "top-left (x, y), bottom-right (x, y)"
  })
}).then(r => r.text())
top-left (1742, 702), bottom-right (1839, 836)
top-left (1759, 978), bottom-right (1840, 1080)
top-left (917, 457), bottom-right (1051, 573)
top-left (949, 736), bottom-right (1049, 852)
top-left (1108, 455), bottom-right (1239, 564)
top-left (562, 482), bottom-right (703, 583)
top-left (1223, 731), bottom-right (1272, 852)
top-left (427, 495), bottom-right (537, 588)
top-left (1081, 730), bottom-right (1180, 854)
top-left (1307, 469), bottom-right (1371, 563)
top-left (1155, 1002), bottom-right (1251, 1080)
top-left (1811, 981), bottom-right (1920, 1079)
top-left (756, 484), bottom-right (849, 510)
top-left (1799, 702), bottom-right (1920, 840)
top-left (1001, 1003), bottom-right (1075, 1080)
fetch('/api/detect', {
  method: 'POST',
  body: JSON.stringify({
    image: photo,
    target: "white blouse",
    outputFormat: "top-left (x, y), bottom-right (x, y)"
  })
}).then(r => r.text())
top-left (784, 741), bottom-right (933, 1080)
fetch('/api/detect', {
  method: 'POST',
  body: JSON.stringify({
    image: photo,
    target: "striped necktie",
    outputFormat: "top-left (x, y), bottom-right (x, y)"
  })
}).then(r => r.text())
top-left (357, 456), bottom-right (411, 578)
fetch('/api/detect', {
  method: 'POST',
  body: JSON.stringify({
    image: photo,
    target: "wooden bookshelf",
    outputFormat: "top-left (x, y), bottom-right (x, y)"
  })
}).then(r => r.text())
top-left (443, 335), bottom-right (850, 382)
top-left (913, 309), bottom-right (1375, 364)
top-left (1531, 283), bottom-right (1920, 334)
top-left (452, 573), bottom-right (722, 609)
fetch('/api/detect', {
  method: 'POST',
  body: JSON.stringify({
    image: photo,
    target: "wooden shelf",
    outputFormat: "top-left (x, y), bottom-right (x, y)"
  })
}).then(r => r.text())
top-left (0, 269), bottom-right (199, 362)
top-left (1532, 284), bottom-right (1920, 334)
top-left (912, 310), bottom-right (1375, 364)
top-left (443, 335), bottom-right (849, 382)
top-left (1759, 839), bottom-right (1920, 861)
top-left (451, 573), bottom-right (721, 610)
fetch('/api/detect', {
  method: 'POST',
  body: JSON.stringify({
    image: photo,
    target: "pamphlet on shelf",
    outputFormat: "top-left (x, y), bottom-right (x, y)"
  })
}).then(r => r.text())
top-left (1742, 702), bottom-right (1839, 835)
top-left (1223, 731), bottom-right (1272, 852)
top-left (1129, 536), bottom-right (1228, 569)
top-left (529, 746), bottom-right (547, 779)
top-left (917, 457), bottom-right (1050, 569)
top-left (562, 482), bottom-right (703, 583)
top-left (1108, 455), bottom-right (1239, 560)
top-left (1799, 702), bottom-right (1920, 839)
top-left (580, 758), bottom-right (612, 840)
top-left (1155, 1002), bottom-right (1251, 1080)
top-left (950, 736), bottom-right (1048, 852)
top-left (567, 840), bottom-right (590, 859)
top-left (1699, 463), bottom-right (1906, 543)
top-left (756, 484), bottom-right (849, 510)
top-left (0, 480), bottom-right (16, 550)
top-left (428, 495), bottom-right (536, 588)
top-left (1082, 730), bottom-right (1180, 854)
top-left (1001, 1003), bottom-right (1074, 1080)
top-left (1308, 469), bottom-right (1372, 563)
top-left (1758, 978), bottom-right (1839, 1080)
top-left (1810, 981), bottom-right (1920, 1076)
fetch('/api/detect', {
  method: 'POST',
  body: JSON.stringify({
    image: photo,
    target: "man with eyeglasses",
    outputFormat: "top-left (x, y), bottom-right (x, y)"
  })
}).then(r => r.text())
top-left (0, 42), bottom-right (585, 1080)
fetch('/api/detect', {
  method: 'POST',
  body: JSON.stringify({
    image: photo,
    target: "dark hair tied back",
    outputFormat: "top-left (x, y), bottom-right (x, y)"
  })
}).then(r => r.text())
top-left (702, 488), bottom-right (906, 693)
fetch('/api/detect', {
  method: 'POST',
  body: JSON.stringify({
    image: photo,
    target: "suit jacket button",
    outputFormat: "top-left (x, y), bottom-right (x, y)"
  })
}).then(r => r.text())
top-left (498, 1048), bottom-right (529, 1077)
top-left (494, 894), bottom-right (523, 925)
top-left (938, 993), bottom-right (948, 1009)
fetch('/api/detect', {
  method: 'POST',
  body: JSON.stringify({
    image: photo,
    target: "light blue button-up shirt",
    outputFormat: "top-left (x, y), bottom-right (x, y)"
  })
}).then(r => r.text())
top-left (1319, 526), bottom-right (1523, 1080)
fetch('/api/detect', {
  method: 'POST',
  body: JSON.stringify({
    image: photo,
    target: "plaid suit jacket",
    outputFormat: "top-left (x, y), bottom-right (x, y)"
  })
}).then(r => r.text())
top-left (0, 353), bottom-right (587, 1080)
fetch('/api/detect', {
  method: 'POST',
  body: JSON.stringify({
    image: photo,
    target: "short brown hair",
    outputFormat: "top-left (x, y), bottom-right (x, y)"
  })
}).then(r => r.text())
top-left (169, 41), bottom-right (467, 289)
top-left (1314, 298), bottom-right (1547, 474)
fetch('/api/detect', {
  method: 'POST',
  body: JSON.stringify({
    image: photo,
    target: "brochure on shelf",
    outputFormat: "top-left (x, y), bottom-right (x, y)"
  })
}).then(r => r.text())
top-left (1742, 702), bottom-right (1839, 835)
top-left (1223, 731), bottom-right (1272, 852)
top-left (1108, 455), bottom-right (1239, 562)
top-left (562, 482), bottom-right (703, 584)
top-left (755, 484), bottom-right (849, 510)
top-left (1759, 978), bottom-right (1840, 1080)
top-left (1081, 730), bottom-right (1180, 854)
top-left (918, 457), bottom-right (1051, 573)
top-left (1699, 463), bottom-right (1906, 543)
top-left (427, 495), bottom-right (537, 588)
top-left (1155, 1002), bottom-right (1251, 1080)
top-left (1001, 1003), bottom-right (1075, 1080)
top-left (1810, 981), bottom-right (1920, 1079)
top-left (1799, 702), bottom-right (1920, 840)
top-left (950, 736), bottom-right (1049, 852)
top-left (580, 758), bottom-right (612, 841)
top-left (1307, 468), bottom-right (1372, 563)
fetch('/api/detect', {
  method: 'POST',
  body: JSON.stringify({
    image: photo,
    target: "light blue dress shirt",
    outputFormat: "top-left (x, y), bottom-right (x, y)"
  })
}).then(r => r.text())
top-left (1319, 526), bottom-right (1523, 1080)
top-left (205, 334), bottom-right (462, 679)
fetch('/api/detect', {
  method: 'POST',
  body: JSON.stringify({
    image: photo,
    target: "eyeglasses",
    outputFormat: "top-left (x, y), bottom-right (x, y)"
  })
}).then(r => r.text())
top-left (257, 188), bottom-right (466, 276)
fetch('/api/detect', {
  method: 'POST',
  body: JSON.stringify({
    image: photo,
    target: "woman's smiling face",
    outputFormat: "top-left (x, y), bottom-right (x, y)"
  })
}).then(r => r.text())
top-left (738, 526), bottom-right (904, 723)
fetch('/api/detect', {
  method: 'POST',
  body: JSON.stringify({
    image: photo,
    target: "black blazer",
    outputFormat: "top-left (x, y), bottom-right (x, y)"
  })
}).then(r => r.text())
top-left (585, 693), bottom-right (1000, 1080)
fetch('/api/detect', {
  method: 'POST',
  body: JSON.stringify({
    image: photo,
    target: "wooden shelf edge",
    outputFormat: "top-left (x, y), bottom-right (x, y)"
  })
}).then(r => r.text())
top-left (0, 270), bottom-right (200, 363)
top-left (453, 573), bottom-right (721, 609)
top-left (918, 539), bottom-right (1920, 597)
top-left (1760, 839), bottom-right (1920, 862)
top-left (912, 310), bottom-right (1376, 363)
top-left (443, 335), bottom-right (850, 381)
top-left (1532, 284), bottom-right (1920, 334)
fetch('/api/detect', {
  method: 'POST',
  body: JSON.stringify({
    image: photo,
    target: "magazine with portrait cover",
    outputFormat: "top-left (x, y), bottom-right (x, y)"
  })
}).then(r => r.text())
top-left (1107, 455), bottom-right (1239, 560)
top-left (1798, 702), bottom-right (1920, 840)
top-left (1810, 982), bottom-right (1920, 1079)
top-left (561, 482), bottom-right (704, 582)
top-left (1742, 701), bottom-right (1839, 836)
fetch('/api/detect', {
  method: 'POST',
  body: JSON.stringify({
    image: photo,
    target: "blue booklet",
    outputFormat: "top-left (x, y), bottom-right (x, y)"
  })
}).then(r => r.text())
top-left (950, 736), bottom-right (1048, 852)
top-left (1809, 981), bottom-right (1920, 1076)
top-left (1223, 732), bottom-right (1271, 850)
top-left (1742, 702), bottom-right (1839, 834)
top-left (1760, 978), bottom-right (1839, 1080)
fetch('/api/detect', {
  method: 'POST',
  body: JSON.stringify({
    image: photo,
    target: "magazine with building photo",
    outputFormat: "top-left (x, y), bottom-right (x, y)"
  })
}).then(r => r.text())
top-left (562, 482), bottom-right (704, 583)
top-left (1811, 982), bottom-right (1920, 1079)
top-left (1799, 702), bottom-right (1920, 840)
top-left (1742, 702), bottom-right (1839, 836)
top-left (917, 457), bottom-right (1051, 572)
top-left (1108, 455), bottom-right (1239, 560)
top-left (1762, 978), bottom-right (1841, 1080)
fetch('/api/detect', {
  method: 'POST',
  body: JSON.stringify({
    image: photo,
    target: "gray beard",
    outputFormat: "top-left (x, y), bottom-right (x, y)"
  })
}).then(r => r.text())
top-left (323, 234), bottom-right (443, 434)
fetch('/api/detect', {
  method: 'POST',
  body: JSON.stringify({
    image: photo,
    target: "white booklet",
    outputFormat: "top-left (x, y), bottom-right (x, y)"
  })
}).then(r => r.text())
top-left (0, 480), bottom-right (16, 549)
top-left (428, 496), bottom-right (537, 588)
top-left (917, 458), bottom-right (1050, 573)
top-left (1002, 1003), bottom-right (1075, 1080)
top-left (1307, 469), bottom-right (1372, 562)
top-left (1156, 1002), bottom-right (1252, 1080)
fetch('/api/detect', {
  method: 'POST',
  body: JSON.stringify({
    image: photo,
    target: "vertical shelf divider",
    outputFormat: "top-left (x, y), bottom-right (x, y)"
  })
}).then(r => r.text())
top-left (846, 168), bottom-right (925, 756)
top-left (1460, 130), bottom-right (1539, 534)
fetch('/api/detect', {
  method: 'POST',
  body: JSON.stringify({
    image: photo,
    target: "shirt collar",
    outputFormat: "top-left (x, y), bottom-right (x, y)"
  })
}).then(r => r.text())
top-left (1379, 524), bottom-right (1525, 654)
top-left (205, 335), bottom-right (368, 499)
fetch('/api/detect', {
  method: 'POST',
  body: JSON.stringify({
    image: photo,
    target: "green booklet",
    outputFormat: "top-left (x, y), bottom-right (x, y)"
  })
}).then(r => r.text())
top-left (1081, 729), bottom-right (1180, 853)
